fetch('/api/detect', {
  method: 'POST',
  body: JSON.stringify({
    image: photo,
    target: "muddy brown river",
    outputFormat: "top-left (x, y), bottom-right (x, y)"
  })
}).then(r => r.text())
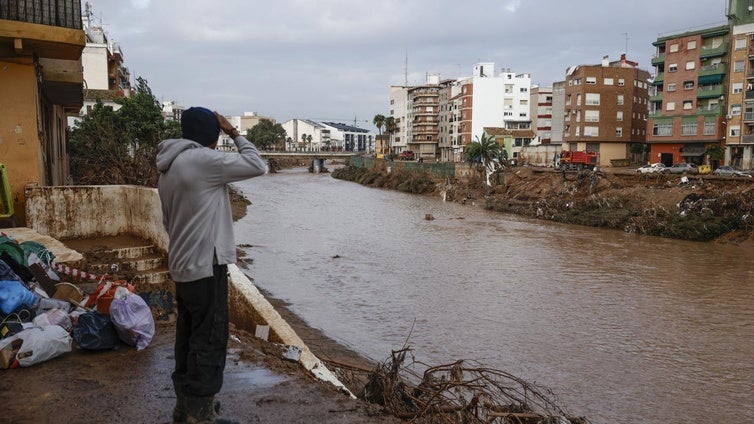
top-left (234, 168), bottom-right (754, 424)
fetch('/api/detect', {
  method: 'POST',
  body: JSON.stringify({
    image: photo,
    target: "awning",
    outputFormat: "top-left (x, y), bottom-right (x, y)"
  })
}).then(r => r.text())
top-left (680, 145), bottom-right (706, 156)
top-left (698, 74), bottom-right (722, 85)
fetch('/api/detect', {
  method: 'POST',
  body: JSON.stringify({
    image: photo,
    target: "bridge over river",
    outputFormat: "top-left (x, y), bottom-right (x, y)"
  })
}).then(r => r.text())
top-left (258, 151), bottom-right (360, 172)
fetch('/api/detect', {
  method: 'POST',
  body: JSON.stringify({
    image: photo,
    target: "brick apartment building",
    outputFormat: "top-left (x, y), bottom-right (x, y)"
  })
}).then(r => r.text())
top-left (564, 54), bottom-right (651, 167)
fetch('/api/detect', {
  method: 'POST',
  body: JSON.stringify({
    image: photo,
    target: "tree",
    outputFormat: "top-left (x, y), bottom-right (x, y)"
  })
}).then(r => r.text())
top-left (246, 119), bottom-right (286, 150)
top-left (373, 114), bottom-right (385, 153)
top-left (464, 133), bottom-right (503, 186)
top-left (68, 77), bottom-right (176, 187)
top-left (384, 116), bottom-right (397, 155)
top-left (706, 143), bottom-right (725, 168)
top-left (306, 134), bottom-right (313, 151)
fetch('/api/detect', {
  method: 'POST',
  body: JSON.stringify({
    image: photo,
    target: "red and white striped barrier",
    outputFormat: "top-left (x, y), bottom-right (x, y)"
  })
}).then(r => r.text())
top-left (52, 262), bottom-right (107, 282)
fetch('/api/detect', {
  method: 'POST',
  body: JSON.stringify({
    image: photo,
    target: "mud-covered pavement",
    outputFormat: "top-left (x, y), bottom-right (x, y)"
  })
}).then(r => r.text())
top-left (0, 321), bottom-right (400, 424)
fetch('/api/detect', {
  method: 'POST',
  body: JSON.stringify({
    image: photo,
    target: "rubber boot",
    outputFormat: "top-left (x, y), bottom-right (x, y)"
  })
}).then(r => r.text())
top-left (172, 391), bottom-right (186, 423)
top-left (185, 396), bottom-right (238, 424)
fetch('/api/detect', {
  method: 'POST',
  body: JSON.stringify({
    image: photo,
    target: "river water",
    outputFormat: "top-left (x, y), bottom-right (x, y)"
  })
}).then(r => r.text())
top-left (233, 168), bottom-right (754, 424)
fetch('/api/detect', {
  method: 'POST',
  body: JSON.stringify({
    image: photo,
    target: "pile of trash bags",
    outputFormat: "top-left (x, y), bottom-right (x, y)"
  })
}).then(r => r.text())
top-left (0, 234), bottom-right (155, 369)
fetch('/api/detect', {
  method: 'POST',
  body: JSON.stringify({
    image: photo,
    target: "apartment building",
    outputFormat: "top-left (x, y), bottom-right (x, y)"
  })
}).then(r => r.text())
top-left (459, 63), bottom-right (532, 148)
top-left (78, 2), bottom-right (131, 118)
top-left (407, 73), bottom-right (440, 160)
top-left (530, 86), bottom-right (554, 144)
top-left (551, 81), bottom-right (567, 144)
top-left (564, 54), bottom-right (651, 166)
top-left (647, 25), bottom-right (729, 166)
top-left (389, 85), bottom-right (409, 154)
top-left (725, 1), bottom-right (754, 169)
top-left (438, 79), bottom-right (461, 162)
top-left (0, 0), bottom-right (86, 225)
top-left (280, 119), bottom-right (330, 151)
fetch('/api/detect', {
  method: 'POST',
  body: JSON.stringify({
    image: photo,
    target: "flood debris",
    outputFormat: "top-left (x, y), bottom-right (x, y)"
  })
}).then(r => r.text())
top-left (326, 347), bottom-right (590, 424)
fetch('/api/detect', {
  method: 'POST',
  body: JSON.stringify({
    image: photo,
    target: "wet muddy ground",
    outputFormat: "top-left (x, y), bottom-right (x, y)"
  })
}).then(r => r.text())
top-left (0, 321), bottom-right (400, 424)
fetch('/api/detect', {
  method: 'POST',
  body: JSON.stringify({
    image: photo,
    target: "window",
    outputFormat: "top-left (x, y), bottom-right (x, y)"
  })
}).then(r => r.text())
top-left (576, 94), bottom-right (582, 105)
top-left (668, 83), bottom-right (677, 92)
top-left (575, 127), bottom-right (580, 136)
top-left (670, 43), bottom-right (679, 52)
top-left (653, 123), bottom-right (672, 136)
top-left (667, 102), bottom-right (676, 111)
top-left (682, 122), bottom-right (697, 135)
top-left (585, 93), bottom-right (600, 105)
top-left (618, 78), bottom-right (625, 86)
top-left (586, 76), bottom-right (597, 84)
top-left (604, 78), bottom-right (614, 85)
top-left (731, 126), bottom-right (741, 137)
top-left (575, 111), bottom-right (581, 122)
top-left (584, 126), bottom-right (599, 137)
top-left (733, 82), bottom-right (744, 94)
top-left (687, 40), bottom-right (697, 50)
top-left (519, 99), bottom-right (528, 106)
top-left (684, 81), bottom-right (694, 90)
top-left (520, 87), bottom-right (528, 93)
top-left (616, 111), bottom-right (624, 121)
top-left (735, 38), bottom-right (747, 50)
top-left (617, 95), bottom-right (624, 105)
top-left (585, 110), bottom-right (600, 122)
top-left (573, 78), bottom-right (582, 85)
top-left (685, 61), bottom-right (695, 70)
top-left (616, 127), bottom-right (623, 137)
top-left (683, 100), bottom-right (693, 110)
top-left (732, 104), bottom-right (742, 115)
top-left (704, 121), bottom-right (716, 135)
top-left (669, 63), bottom-right (678, 72)
top-left (735, 61), bottom-right (745, 72)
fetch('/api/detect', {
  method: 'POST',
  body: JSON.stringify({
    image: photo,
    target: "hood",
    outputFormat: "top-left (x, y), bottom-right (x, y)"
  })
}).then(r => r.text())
top-left (156, 138), bottom-right (201, 172)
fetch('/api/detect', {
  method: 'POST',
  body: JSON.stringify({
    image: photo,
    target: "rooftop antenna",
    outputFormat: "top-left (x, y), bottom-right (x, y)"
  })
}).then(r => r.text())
top-left (623, 32), bottom-right (630, 55)
top-left (404, 50), bottom-right (408, 87)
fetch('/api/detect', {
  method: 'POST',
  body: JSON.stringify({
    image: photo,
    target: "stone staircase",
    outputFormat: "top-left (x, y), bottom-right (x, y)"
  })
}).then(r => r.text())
top-left (60, 235), bottom-right (174, 295)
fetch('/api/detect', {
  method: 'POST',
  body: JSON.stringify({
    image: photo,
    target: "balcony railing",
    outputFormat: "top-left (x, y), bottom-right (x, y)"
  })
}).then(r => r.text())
top-left (0, 0), bottom-right (82, 29)
top-left (698, 63), bottom-right (727, 77)
top-left (699, 42), bottom-right (728, 59)
top-left (743, 134), bottom-right (754, 143)
top-left (697, 84), bottom-right (724, 99)
top-left (744, 112), bottom-right (754, 121)
top-left (651, 53), bottom-right (666, 66)
top-left (696, 105), bottom-right (722, 115)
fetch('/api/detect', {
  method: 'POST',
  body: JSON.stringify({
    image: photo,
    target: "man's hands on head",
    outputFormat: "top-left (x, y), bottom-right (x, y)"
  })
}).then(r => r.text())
top-left (215, 112), bottom-right (238, 137)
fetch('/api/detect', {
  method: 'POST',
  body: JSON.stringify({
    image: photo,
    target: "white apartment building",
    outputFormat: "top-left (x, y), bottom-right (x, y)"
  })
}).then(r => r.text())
top-left (280, 119), bottom-right (331, 151)
top-left (389, 85), bottom-right (410, 154)
top-left (320, 122), bottom-right (371, 152)
top-left (550, 81), bottom-right (566, 144)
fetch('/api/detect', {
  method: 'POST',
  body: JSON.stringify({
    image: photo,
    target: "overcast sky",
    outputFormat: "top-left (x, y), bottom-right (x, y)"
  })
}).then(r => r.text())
top-left (89, 0), bottom-right (728, 130)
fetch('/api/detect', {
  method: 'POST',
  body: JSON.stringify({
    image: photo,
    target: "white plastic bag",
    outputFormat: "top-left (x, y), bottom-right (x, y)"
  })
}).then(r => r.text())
top-left (0, 325), bottom-right (72, 367)
top-left (109, 293), bottom-right (155, 351)
top-left (33, 308), bottom-right (72, 332)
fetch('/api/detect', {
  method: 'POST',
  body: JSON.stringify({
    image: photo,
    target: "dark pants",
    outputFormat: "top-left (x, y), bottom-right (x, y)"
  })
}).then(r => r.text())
top-left (172, 264), bottom-right (229, 398)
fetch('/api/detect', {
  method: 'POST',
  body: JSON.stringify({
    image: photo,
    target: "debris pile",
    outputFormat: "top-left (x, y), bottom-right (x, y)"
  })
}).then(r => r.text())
top-left (329, 347), bottom-right (590, 424)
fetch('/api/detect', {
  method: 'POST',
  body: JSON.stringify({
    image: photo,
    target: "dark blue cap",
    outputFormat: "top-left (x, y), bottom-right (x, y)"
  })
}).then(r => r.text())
top-left (181, 107), bottom-right (220, 146)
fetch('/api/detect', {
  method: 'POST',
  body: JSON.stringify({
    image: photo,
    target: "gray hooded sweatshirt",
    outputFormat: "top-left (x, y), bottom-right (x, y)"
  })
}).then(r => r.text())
top-left (156, 136), bottom-right (266, 282)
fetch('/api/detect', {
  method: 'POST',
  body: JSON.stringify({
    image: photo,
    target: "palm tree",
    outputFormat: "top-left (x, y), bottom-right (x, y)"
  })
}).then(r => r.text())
top-left (301, 133), bottom-right (306, 151)
top-left (373, 114), bottom-right (385, 153)
top-left (306, 134), bottom-right (313, 151)
top-left (384, 116), bottom-right (397, 156)
top-left (464, 133), bottom-right (503, 186)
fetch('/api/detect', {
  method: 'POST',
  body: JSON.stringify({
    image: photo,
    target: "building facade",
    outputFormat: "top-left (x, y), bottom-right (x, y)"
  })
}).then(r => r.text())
top-left (647, 26), bottom-right (729, 166)
top-left (550, 81), bottom-right (567, 144)
top-left (389, 85), bottom-right (409, 154)
top-left (530, 85), bottom-right (553, 144)
top-left (725, 1), bottom-right (754, 169)
top-left (564, 54), bottom-right (651, 166)
top-left (0, 0), bottom-right (86, 225)
top-left (407, 74), bottom-right (441, 160)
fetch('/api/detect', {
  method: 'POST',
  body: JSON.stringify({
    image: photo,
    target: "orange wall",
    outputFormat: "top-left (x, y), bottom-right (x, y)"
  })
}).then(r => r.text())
top-left (0, 60), bottom-right (43, 225)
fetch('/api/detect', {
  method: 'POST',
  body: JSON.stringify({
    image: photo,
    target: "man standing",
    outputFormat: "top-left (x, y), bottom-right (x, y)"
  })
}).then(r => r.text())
top-left (156, 107), bottom-right (266, 423)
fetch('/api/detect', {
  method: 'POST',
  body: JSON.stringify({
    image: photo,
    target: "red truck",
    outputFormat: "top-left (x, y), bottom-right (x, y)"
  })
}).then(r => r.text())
top-left (558, 151), bottom-right (599, 171)
top-left (398, 150), bottom-right (415, 161)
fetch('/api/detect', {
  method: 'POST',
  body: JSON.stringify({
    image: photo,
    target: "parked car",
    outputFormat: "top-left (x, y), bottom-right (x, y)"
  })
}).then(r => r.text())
top-left (635, 163), bottom-right (666, 174)
top-left (398, 150), bottom-right (415, 161)
top-left (713, 165), bottom-right (752, 178)
top-left (663, 162), bottom-right (699, 175)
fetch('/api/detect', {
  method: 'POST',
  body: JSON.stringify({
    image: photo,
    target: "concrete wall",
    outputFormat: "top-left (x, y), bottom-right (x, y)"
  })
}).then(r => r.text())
top-left (349, 156), bottom-right (478, 181)
top-left (25, 185), bottom-right (168, 251)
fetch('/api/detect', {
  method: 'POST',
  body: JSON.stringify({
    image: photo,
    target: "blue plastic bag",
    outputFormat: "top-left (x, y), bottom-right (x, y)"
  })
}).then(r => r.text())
top-left (72, 311), bottom-right (119, 351)
top-left (0, 280), bottom-right (37, 315)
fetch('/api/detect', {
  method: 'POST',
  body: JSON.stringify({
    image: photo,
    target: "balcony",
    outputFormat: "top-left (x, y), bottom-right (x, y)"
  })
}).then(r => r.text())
top-left (699, 42), bottom-right (728, 59)
top-left (652, 73), bottom-right (665, 86)
top-left (652, 53), bottom-right (666, 66)
top-left (0, 0), bottom-right (85, 61)
top-left (743, 134), bottom-right (754, 143)
top-left (697, 84), bottom-right (724, 99)
top-left (696, 105), bottom-right (722, 115)
top-left (698, 63), bottom-right (726, 77)
top-left (649, 93), bottom-right (663, 102)
top-left (744, 112), bottom-right (754, 121)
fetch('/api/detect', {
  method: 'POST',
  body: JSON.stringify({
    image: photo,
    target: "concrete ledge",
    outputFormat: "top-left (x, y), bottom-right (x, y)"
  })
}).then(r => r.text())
top-left (228, 264), bottom-right (354, 397)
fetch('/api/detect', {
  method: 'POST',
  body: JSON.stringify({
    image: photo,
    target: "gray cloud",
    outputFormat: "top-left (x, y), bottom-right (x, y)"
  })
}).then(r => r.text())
top-left (90, 0), bottom-right (726, 128)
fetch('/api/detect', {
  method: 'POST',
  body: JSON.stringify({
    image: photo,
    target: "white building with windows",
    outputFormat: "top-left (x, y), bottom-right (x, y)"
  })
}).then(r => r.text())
top-left (281, 119), bottom-right (331, 151)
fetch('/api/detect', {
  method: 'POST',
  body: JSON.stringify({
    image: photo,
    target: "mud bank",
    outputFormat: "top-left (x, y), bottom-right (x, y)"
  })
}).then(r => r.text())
top-left (332, 165), bottom-right (754, 243)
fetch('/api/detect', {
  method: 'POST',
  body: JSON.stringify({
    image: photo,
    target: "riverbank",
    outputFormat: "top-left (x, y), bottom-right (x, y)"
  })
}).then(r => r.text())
top-left (332, 164), bottom-right (754, 244)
